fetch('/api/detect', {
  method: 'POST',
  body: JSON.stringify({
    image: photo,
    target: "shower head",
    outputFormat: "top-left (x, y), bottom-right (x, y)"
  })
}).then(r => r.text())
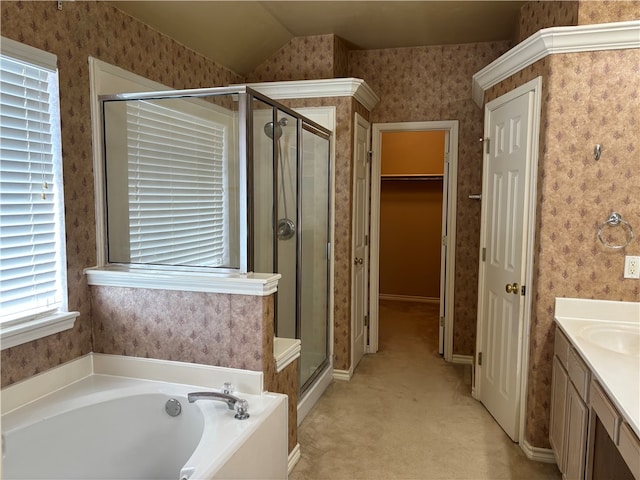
top-left (264, 118), bottom-right (288, 140)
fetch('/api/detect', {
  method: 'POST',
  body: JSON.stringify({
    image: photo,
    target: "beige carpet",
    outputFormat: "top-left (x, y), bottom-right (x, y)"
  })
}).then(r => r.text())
top-left (289, 300), bottom-right (562, 480)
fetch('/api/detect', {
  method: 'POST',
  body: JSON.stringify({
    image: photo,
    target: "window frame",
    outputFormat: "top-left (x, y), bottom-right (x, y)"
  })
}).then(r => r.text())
top-left (0, 37), bottom-right (78, 350)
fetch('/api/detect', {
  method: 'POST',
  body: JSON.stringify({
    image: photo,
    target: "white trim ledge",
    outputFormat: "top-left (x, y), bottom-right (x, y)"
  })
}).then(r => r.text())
top-left (274, 337), bottom-right (301, 373)
top-left (332, 369), bottom-right (352, 381)
top-left (520, 440), bottom-right (557, 464)
top-left (472, 20), bottom-right (640, 107)
top-left (450, 354), bottom-right (474, 365)
top-left (0, 311), bottom-right (79, 351)
top-left (84, 266), bottom-right (281, 296)
top-left (246, 78), bottom-right (380, 111)
top-left (288, 443), bottom-right (301, 475)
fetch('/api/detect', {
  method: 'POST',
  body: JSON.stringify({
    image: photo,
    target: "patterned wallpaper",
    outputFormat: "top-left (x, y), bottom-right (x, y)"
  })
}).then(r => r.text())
top-left (348, 42), bottom-right (511, 355)
top-left (245, 34), bottom-right (343, 83)
top-left (91, 288), bottom-right (271, 370)
top-left (577, 0), bottom-right (640, 24)
top-left (0, 0), bottom-right (241, 387)
top-left (514, 1), bottom-right (579, 44)
top-left (485, 49), bottom-right (640, 449)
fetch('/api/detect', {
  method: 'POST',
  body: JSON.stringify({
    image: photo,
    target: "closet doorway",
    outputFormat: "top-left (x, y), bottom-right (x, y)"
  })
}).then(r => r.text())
top-left (369, 121), bottom-right (458, 360)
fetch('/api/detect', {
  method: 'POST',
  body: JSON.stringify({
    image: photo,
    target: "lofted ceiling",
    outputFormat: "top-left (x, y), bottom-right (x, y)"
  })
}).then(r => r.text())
top-left (109, 1), bottom-right (526, 76)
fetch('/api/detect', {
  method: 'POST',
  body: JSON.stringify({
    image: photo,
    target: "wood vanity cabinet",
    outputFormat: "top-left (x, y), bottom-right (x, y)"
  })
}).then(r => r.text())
top-left (550, 328), bottom-right (590, 480)
top-left (551, 327), bottom-right (640, 480)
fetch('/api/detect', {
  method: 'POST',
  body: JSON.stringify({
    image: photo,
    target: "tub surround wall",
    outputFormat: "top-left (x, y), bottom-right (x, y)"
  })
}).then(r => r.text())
top-left (265, 359), bottom-right (299, 454)
top-left (484, 48), bottom-right (640, 450)
top-left (91, 287), bottom-right (272, 371)
top-left (91, 286), bottom-right (300, 453)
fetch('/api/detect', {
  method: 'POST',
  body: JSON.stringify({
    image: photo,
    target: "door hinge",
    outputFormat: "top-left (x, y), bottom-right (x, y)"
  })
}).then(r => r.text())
top-left (367, 150), bottom-right (373, 161)
top-left (365, 234), bottom-right (369, 246)
top-left (482, 247), bottom-right (486, 262)
top-left (484, 138), bottom-right (490, 155)
top-left (439, 316), bottom-right (445, 327)
top-left (444, 152), bottom-right (450, 164)
top-left (442, 235), bottom-right (447, 246)
top-left (478, 352), bottom-right (483, 366)
top-left (521, 285), bottom-right (526, 296)
top-left (364, 315), bottom-right (369, 328)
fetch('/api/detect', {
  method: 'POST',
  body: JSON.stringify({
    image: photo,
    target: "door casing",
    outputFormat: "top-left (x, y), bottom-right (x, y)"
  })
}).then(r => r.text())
top-left (474, 76), bottom-right (542, 445)
top-left (369, 121), bottom-right (459, 360)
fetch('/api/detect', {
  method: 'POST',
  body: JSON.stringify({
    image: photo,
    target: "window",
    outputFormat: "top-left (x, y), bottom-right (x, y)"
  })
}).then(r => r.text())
top-left (0, 37), bottom-right (77, 349)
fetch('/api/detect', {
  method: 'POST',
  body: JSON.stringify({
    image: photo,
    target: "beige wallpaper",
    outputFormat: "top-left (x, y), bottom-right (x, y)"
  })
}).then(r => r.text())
top-left (514, 1), bottom-right (579, 44)
top-left (245, 34), bottom-right (343, 83)
top-left (577, 0), bottom-right (640, 24)
top-left (486, 48), bottom-right (640, 449)
top-left (91, 288), bottom-right (271, 371)
top-left (0, 0), bottom-right (241, 387)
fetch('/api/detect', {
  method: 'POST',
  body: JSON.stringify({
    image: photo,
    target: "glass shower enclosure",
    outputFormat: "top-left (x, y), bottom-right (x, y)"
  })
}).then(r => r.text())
top-left (100, 86), bottom-right (331, 393)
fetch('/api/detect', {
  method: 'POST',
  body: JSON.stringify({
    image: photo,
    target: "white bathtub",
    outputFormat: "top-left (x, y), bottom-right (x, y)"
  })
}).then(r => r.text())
top-left (2, 361), bottom-right (288, 480)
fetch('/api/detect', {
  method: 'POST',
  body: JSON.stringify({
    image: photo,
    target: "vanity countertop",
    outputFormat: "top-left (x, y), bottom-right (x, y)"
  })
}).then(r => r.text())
top-left (555, 297), bottom-right (640, 438)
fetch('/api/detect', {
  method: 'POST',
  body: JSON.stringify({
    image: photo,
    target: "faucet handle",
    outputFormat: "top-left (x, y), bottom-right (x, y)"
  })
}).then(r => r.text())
top-left (234, 399), bottom-right (250, 420)
top-left (222, 382), bottom-right (234, 394)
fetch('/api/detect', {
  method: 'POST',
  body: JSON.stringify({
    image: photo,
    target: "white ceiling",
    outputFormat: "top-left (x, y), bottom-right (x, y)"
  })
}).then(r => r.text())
top-left (110, 1), bottom-right (526, 75)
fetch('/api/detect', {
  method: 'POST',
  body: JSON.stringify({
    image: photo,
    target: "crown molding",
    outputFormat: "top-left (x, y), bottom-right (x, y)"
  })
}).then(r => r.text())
top-left (472, 20), bottom-right (640, 107)
top-left (246, 77), bottom-right (380, 111)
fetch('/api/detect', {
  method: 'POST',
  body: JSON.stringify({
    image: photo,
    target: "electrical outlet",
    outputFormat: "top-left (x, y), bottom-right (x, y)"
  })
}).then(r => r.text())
top-left (624, 256), bottom-right (640, 279)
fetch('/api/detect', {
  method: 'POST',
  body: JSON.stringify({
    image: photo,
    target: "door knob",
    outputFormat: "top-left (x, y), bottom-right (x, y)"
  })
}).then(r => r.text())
top-left (505, 282), bottom-right (520, 295)
top-left (354, 257), bottom-right (363, 265)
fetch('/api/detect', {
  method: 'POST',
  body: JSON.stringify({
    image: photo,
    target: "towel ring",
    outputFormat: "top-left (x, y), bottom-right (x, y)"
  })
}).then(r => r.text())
top-left (597, 212), bottom-right (634, 249)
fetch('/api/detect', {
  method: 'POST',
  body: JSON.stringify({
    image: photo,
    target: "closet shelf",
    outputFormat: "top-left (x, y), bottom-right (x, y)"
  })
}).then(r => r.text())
top-left (381, 174), bottom-right (444, 181)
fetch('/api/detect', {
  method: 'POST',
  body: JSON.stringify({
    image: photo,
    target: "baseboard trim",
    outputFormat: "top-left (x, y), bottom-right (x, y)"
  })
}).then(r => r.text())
top-left (297, 365), bottom-right (333, 425)
top-left (520, 440), bottom-right (557, 464)
top-left (332, 369), bottom-right (352, 381)
top-left (379, 294), bottom-right (440, 304)
top-left (288, 443), bottom-right (301, 474)
top-left (451, 354), bottom-right (473, 365)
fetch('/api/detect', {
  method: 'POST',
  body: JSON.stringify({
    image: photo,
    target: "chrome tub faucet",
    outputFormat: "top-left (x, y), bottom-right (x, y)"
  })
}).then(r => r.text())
top-left (188, 383), bottom-right (249, 419)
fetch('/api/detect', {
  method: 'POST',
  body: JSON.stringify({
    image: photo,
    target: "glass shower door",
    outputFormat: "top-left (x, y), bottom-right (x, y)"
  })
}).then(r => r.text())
top-left (299, 123), bottom-right (330, 392)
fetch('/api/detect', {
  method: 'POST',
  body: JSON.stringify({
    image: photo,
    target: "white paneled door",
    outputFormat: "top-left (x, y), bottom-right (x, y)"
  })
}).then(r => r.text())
top-left (351, 113), bottom-right (370, 371)
top-left (477, 86), bottom-right (537, 441)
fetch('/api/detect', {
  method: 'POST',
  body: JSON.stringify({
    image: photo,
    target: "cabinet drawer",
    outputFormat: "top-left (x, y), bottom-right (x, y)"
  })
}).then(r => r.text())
top-left (590, 380), bottom-right (621, 443)
top-left (618, 423), bottom-right (640, 480)
top-left (554, 327), bottom-right (570, 369)
top-left (568, 348), bottom-right (590, 401)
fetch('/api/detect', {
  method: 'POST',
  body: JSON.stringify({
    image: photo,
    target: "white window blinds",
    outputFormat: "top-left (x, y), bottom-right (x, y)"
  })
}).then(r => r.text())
top-left (0, 42), bottom-right (67, 324)
top-left (125, 100), bottom-right (229, 267)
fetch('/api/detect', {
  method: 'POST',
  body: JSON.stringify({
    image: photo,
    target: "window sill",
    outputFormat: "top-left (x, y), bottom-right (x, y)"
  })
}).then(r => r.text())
top-left (84, 266), bottom-right (281, 296)
top-left (0, 311), bottom-right (79, 350)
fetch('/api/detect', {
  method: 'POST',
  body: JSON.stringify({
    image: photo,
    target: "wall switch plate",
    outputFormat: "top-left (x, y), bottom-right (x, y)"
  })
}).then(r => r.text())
top-left (624, 256), bottom-right (640, 279)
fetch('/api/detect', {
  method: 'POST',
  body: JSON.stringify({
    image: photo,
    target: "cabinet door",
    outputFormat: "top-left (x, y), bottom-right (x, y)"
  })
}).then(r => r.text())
top-left (565, 381), bottom-right (589, 480)
top-left (550, 355), bottom-right (569, 471)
